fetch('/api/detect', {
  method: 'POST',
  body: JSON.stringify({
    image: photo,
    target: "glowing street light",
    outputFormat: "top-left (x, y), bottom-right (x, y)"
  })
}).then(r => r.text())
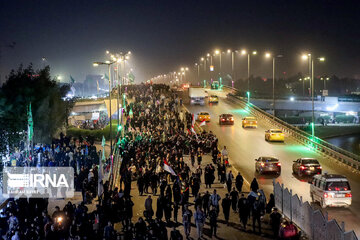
top-left (93, 60), bottom-right (116, 155)
top-left (265, 52), bottom-right (271, 58)
top-left (241, 49), bottom-right (257, 95)
top-left (227, 49), bottom-right (231, 53)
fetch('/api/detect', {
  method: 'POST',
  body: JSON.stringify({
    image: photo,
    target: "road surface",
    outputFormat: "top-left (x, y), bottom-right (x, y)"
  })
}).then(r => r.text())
top-left (183, 88), bottom-right (360, 237)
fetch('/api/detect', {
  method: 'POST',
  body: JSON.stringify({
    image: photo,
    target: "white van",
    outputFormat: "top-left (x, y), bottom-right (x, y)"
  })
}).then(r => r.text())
top-left (309, 173), bottom-right (352, 208)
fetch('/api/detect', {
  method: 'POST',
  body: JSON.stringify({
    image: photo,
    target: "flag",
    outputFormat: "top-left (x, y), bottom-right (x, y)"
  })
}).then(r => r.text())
top-left (199, 120), bottom-right (206, 127)
top-left (191, 114), bottom-right (195, 127)
top-left (101, 136), bottom-right (106, 161)
top-left (27, 103), bottom-right (33, 143)
top-left (98, 136), bottom-right (105, 197)
top-left (163, 159), bottom-right (176, 176)
top-left (128, 71), bottom-right (135, 84)
top-left (104, 74), bottom-right (109, 80)
top-left (70, 75), bottom-right (76, 84)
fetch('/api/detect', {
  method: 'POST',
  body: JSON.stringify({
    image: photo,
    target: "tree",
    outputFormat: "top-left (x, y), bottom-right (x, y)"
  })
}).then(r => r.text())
top-left (0, 64), bottom-right (72, 155)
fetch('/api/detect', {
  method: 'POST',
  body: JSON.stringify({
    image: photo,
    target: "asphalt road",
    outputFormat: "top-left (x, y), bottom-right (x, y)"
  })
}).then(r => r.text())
top-left (182, 88), bottom-right (360, 237)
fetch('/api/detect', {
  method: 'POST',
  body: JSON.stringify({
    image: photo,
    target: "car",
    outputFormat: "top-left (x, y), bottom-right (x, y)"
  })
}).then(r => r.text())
top-left (219, 114), bottom-right (234, 125)
top-left (209, 95), bottom-right (219, 103)
top-left (255, 156), bottom-right (281, 175)
top-left (197, 112), bottom-right (211, 122)
top-left (242, 117), bottom-right (257, 128)
top-left (309, 173), bottom-right (352, 208)
top-left (292, 158), bottom-right (322, 177)
top-left (265, 129), bottom-right (285, 142)
top-left (211, 81), bottom-right (219, 89)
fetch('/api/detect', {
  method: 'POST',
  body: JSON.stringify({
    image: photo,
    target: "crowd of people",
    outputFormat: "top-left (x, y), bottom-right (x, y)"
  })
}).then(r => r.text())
top-left (0, 84), bottom-right (299, 239)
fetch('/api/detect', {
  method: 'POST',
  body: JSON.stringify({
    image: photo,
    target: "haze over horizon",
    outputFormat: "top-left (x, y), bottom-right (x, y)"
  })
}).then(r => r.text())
top-left (1, 0), bottom-right (360, 83)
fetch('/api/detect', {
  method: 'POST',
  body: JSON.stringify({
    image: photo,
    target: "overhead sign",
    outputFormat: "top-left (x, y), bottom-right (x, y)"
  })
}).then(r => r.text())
top-left (210, 65), bottom-right (214, 71)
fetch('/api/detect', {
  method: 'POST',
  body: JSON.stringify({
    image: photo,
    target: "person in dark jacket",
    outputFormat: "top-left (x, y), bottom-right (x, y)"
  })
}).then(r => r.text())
top-left (230, 187), bottom-right (239, 212)
top-left (209, 206), bottom-right (218, 237)
top-left (252, 197), bottom-right (263, 234)
top-left (137, 174), bottom-right (144, 196)
top-left (266, 193), bottom-right (275, 214)
top-left (221, 194), bottom-right (231, 225)
top-left (238, 193), bottom-right (249, 230)
top-left (250, 178), bottom-right (259, 192)
top-left (235, 172), bottom-right (244, 192)
top-left (270, 207), bottom-right (282, 238)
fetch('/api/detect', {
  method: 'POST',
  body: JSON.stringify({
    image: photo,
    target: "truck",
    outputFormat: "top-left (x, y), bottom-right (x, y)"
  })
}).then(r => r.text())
top-left (189, 87), bottom-right (207, 105)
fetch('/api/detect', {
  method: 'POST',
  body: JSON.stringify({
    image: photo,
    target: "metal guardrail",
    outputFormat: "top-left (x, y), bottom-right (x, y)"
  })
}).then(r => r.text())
top-left (222, 85), bottom-right (360, 171)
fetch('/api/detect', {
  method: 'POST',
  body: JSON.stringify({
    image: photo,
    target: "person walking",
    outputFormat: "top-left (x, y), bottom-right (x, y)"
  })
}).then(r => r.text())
top-left (252, 197), bottom-right (263, 234)
top-left (226, 170), bottom-right (234, 193)
top-left (222, 193), bottom-right (231, 225)
top-left (210, 189), bottom-right (221, 215)
top-left (238, 193), bottom-right (249, 230)
top-left (235, 172), bottom-right (244, 193)
top-left (182, 205), bottom-right (193, 239)
top-left (144, 195), bottom-right (154, 220)
top-left (250, 178), bottom-right (259, 192)
top-left (202, 191), bottom-right (210, 217)
top-left (194, 206), bottom-right (206, 240)
top-left (230, 187), bottom-right (239, 212)
top-left (137, 173), bottom-right (144, 196)
top-left (270, 207), bottom-right (282, 238)
top-left (209, 206), bottom-right (218, 238)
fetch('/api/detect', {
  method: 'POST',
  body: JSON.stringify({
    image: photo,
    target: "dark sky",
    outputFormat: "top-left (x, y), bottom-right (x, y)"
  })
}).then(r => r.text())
top-left (1, 0), bottom-right (360, 83)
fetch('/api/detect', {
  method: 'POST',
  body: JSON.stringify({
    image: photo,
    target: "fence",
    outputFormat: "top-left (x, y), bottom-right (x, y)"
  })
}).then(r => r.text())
top-left (273, 180), bottom-right (358, 240)
top-left (222, 85), bottom-right (360, 171)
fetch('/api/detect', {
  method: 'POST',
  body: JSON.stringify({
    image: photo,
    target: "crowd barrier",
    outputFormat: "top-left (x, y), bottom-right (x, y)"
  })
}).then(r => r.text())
top-left (273, 180), bottom-right (358, 240)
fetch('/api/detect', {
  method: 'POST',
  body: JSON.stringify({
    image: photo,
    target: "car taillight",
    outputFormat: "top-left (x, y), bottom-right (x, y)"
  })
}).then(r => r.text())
top-left (345, 193), bottom-right (352, 198)
top-left (255, 121), bottom-right (257, 124)
top-left (230, 117), bottom-right (234, 121)
top-left (324, 192), bottom-right (333, 198)
top-left (300, 165), bottom-right (306, 170)
top-left (317, 166), bottom-right (322, 169)
top-left (221, 118), bottom-right (225, 121)
top-left (260, 163), bottom-right (265, 167)
top-left (244, 120), bottom-right (247, 123)
top-left (277, 162), bottom-right (281, 166)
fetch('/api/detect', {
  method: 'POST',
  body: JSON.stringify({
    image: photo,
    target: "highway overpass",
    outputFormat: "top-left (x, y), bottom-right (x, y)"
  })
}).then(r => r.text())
top-left (249, 98), bottom-right (360, 114)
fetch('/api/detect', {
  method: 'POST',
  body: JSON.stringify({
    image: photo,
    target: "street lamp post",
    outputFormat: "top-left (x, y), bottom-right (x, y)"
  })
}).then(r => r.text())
top-left (93, 60), bottom-right (115, 155)
top-left (242, 50), bottom-right (257, 99)
top-left (265, 53), bottom-right (283, 117)
top-left (106, 51), bottom-right (131, 138)
top-left (302, 54), bottom-right (325, 139)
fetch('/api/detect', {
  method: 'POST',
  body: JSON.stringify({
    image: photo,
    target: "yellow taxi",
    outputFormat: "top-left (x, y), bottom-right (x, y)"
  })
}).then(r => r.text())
top-left (265, 129), bottom-right (285, 142)
top-left (197, 112), bottom-right (211, 122)
top-left (242, 117), bottom-right (257, 128)
top-left (209, 95), bottom-right (219, 103)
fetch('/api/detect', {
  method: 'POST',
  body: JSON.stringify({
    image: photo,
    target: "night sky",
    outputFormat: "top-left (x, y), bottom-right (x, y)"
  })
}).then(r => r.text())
top-left (1, 0), bottom-right (360, 83)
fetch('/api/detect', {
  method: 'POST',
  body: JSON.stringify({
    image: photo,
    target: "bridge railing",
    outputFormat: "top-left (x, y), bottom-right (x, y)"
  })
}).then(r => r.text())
top-left (222, 85), bottom-right (360, 171)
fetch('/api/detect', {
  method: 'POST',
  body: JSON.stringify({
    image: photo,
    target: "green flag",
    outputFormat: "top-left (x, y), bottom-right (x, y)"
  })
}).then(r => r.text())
top-left (27, 103), bottom-right (33, 142)
top-left (104, 74), bottom-right (109, 80)
top-left (101, 136), bottom-right (106, 160)
top-left (70, 75), bottom-right (76, 84)
top-left (128, 72), bottom-right (135, 83)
